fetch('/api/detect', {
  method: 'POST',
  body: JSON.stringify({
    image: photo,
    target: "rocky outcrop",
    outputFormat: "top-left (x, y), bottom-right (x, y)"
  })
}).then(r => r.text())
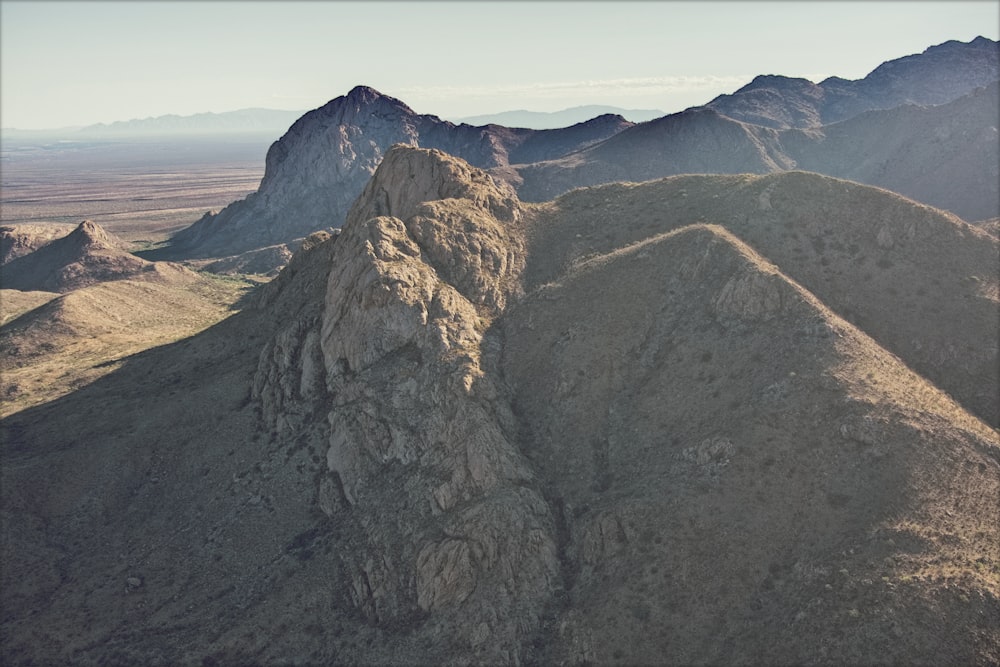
top-left (707, 36), bottom-right (999, 128)
top-left (252, 147), bottom-right (557, 661)
top-left (1, 220), bottom-right (195, 292)
top-left (164, 87), bottom-right (630, 265)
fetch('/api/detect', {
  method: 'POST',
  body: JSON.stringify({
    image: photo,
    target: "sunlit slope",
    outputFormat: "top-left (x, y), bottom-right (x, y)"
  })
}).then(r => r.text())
top-left (522, 172), bottom-right (999, 425)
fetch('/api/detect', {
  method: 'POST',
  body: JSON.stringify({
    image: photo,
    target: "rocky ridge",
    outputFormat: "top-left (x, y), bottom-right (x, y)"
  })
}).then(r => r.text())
top-left (252, 147), bottom-right (999, 663)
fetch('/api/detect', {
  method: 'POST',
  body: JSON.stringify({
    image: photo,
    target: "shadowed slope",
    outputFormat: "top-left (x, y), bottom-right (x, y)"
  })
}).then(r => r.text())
top-left (0, 223), bottom-right (78, 265)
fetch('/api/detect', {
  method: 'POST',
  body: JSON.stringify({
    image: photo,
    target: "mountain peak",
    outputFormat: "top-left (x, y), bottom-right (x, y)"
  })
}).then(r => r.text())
top-left (342, 85), bottom-right (412, 111)
top-left (67, 219), bottom-right (127, 252)
top-left (302, 85), bottom-right (416, 126)
top-left (345, 84), bottom-right (387, 102)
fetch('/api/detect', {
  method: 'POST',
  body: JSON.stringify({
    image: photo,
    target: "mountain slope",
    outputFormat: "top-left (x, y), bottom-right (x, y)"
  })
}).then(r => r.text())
top-left (785, 81), bottom-right (1000, 222)
top-left (503, 222), bottom-right (999, 664)
top-left (2, 146), bottom-right (996, 665)
top-left (522, 171), bottom-right (999, 426)
top-left (707, 36), bottom-right (999, 128)
top-left (0, 275), bottom-right (251, 417)
top-left (0, 223), bottom-right (78, 265)
top-left (510, 81), bottom-right (999, 221)
top-left (509, 107), bottom-right (791, 201)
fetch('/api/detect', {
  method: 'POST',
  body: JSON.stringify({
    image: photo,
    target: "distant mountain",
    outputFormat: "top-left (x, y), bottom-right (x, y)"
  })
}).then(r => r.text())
top-left (455, 105), bottom-right (665, 129)
top-left (707, 35), bottom-right (998, 128)
top-left (157, 86), bottom-right (632, 264)
top-left (75, 108), bottom-right (306, 137)
top-left (509, 80), bottom-right (999, 221)
top-left (1, 109), bottom-right (306, 141)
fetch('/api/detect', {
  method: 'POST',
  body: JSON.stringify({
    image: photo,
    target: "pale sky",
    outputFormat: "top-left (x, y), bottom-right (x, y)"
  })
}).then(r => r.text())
top-left (1, 1), bottom-right (997, 129)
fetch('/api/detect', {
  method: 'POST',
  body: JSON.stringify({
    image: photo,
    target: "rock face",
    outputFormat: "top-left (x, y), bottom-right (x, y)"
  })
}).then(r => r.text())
top-left (165, 86), bottom-right (631, 262)
top-left (707, 36), bottom-right (999, 128)
top-left (253, 147), bottom-right (557, 661)
top-left (1, 220), bottom-right (194, 292)
top-left (510, 80), bottom-right (1000, 221)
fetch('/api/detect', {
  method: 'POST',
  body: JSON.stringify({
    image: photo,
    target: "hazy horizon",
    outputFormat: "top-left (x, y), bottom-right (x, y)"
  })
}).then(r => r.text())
top-left (1, 1), bottom-right (998, 130)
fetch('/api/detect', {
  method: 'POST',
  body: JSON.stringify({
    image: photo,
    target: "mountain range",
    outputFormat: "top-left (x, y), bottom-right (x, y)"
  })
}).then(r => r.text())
top-left (510, 80), bottom-right (999, 221)
top-left (148, 37), bottom-right (998, 274)
top-left (1, 108), bottom-right (306, 140)
top-left (1, 36), bottom-right (998, 666)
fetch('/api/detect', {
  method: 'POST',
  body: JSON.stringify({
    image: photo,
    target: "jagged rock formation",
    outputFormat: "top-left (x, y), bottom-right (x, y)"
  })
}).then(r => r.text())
top-left (707, 36), bottom-right (999, 128)
top-left (1, 220), bottom-right (195, 292)
top-left (163, 86), bottom-right (631, 261)
top-left (2, 147), bottom-right (997, 666)
top-left (509, 80), bottom-right (1000, 221)
top-left (253, 147), bottom-right (557, 661)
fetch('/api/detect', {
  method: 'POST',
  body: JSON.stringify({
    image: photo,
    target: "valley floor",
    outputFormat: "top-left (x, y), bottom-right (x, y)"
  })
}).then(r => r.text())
top-left (0, 136), bottom-right (268, 243)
